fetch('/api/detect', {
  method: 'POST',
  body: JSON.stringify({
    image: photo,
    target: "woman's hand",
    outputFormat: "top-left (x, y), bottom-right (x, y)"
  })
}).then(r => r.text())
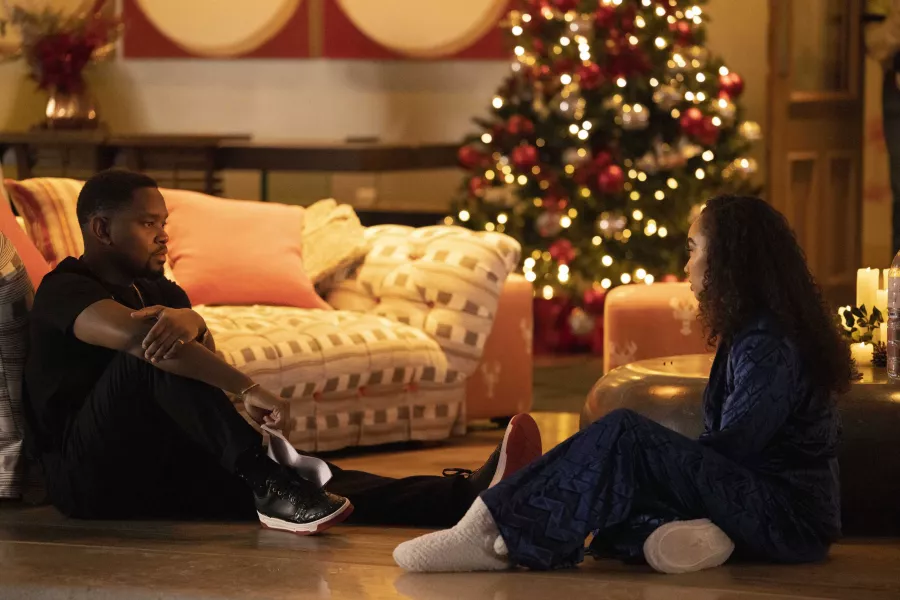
top-left (243, 386), bottom-right (291, 432)
top-left (131, 306), bottom-right (205, 362)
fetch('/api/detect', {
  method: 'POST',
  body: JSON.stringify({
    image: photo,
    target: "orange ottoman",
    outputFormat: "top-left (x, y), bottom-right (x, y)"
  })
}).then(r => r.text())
top-left (466, 274), bottom-right (534, 421)
top-left (603, 281), bottom-right (709, 374)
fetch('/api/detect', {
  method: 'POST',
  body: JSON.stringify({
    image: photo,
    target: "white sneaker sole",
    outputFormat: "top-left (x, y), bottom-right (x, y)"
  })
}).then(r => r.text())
top-left (258, 498), bottom-right (354, 535)
top-left (643, 519), bottom-right (735, 574)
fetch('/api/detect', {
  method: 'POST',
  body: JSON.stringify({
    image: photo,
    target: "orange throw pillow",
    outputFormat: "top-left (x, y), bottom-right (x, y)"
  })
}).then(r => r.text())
top-left (163, 189), bottom-right (330, 309)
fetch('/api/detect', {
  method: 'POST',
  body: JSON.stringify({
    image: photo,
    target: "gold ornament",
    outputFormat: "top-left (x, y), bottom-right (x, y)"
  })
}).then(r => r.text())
top-left (738, 120), bottom-right (762, 141)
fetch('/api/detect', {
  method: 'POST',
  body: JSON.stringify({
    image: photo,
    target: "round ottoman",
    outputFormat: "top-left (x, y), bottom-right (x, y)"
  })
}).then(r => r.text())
top-left (582, 355), bottom-right (900, 536)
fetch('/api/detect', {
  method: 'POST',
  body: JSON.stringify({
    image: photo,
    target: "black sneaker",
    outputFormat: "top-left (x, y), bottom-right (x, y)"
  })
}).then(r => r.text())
top-left (253, 466), bottom-right (353, 535)
top-left (443, 413), bottom-right (542, 495)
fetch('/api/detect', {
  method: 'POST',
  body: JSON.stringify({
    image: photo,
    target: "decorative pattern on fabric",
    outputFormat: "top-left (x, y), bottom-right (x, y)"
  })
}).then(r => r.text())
top-left (197, 305), bottom-right (466, 452)
top-left (325, 225), bottom-right (521, 377)
top-left (4, 178), bottom-right (84, 268)
top-left (0, 233), bottom-right (35, 497)
top-left (302, 198), bottom-right (370, 285)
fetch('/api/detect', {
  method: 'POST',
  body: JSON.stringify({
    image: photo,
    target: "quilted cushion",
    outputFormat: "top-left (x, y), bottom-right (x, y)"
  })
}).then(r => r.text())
top-left (197, 305), bottom-right (463, 451)
top-left (0, 233), bottom-right (35, 498)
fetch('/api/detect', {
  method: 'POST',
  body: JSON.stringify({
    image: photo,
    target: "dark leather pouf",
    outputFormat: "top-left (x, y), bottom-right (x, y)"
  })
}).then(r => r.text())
top-left (581, 355), bottom-right (900, 536)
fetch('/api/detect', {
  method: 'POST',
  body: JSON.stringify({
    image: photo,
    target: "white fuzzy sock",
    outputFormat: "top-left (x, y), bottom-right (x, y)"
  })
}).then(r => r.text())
top-left (393, 498), bottom-right (511, 573)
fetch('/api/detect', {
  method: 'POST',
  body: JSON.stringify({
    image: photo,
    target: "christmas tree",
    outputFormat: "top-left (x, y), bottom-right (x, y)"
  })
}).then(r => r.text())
top-left (451, 0), bottom-right (761, 307)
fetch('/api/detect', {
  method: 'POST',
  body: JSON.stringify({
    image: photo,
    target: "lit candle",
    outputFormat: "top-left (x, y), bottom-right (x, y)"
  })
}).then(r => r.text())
top-left (876, 289), bottom-right (888, 318)
top-left (857, 268), bottom-right (879, 313)
top-left (850, 342), bottom-right (873, 367)
top-left (881, 323), bottom-right (888, 345)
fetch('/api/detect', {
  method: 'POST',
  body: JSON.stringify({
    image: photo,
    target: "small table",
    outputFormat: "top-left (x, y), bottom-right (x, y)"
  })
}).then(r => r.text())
top-left (581, 354), bottom-right (900, 536)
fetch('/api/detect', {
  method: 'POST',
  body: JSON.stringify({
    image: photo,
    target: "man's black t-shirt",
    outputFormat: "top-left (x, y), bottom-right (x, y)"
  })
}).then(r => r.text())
top-left (24, 257), bottom-right (191, 455)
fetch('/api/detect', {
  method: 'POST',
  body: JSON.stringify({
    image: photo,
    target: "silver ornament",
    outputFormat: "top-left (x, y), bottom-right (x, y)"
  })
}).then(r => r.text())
top-left (568, 307), bottom-right (596, 336)
top-left (738, 120), bottom-right (762, 141)
top-left (619, 103), bottom-right (650, 131)
top-left (652, 84), bottom-right (682, 111)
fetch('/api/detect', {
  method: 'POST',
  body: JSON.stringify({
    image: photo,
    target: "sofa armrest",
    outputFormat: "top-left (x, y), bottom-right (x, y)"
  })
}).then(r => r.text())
top-left (326, 225), bottom-right (521, 378)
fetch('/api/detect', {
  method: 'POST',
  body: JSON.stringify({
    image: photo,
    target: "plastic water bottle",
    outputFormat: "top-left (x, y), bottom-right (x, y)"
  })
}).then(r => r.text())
top-left (888, 251), bottom-right (900, 381)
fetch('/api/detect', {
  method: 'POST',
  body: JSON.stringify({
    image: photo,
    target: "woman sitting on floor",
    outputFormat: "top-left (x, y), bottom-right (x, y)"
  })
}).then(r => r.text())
top-left (394, 194), bottom-right (849, 574)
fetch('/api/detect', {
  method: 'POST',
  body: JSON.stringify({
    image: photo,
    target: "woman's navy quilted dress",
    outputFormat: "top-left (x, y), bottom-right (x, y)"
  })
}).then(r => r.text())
top-left (480, 316), bottom-right (842, 570)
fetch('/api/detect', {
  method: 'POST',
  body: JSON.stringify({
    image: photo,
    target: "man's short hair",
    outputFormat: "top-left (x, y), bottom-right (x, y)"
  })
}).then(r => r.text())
top-left (76, 169), bottom-right (159, 226)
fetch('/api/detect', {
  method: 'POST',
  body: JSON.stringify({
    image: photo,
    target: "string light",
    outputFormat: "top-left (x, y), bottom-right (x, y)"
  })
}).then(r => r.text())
top-left (564, 164), bottom-right (575, 175)
top-left (637, 172), bottom-right (648, 182)
top-left (592, 236), bottom-right (602, 245)
top-left (711, 116), bottom-right (722, 126)
top-left (568, 208), bottom-right (578, 218)
top-left (512, 25), bottom-right (523, 36)
top-left (636, 15), bottom-right (646, 27)
top-left (517, 175), bottom-right (528, 185)
top-left (485, 223), bottom-right (496, 232)
top-left (569, 124), bottom-right (579, 134)
top-left (580, 51), bottom-right (591, 61)
top-left (522, 13), bottom-right (532, 22)
top-left (695, 168), bottom-right (705, 179)
top-left (623, 230), bottom-right (632, 239)
top-left (601, 278), bottom-right (612, 289)
top-left (649, 77), bottom-right (659, 87)
top-left (658, 227), bottom-right (668, 237)
top-left (621, 273), bottom-right (632, 284)
top-left (497, 213), bottom-right (508, 224)
top-left (485, 171), bottom-right (495, 180)
top-left (628, 169), bottom-right (638, 179)
top-left (685, 91), bottom-right (695, 102)
top-left (655, 190), bottom-right (665, 200)
top-left (459, 210), bottom-right (470, 222)
top-left (481, 133), bottom-right (492, 143)
top-left (667, 178), bottom-right (679, 189)
top-left (492, 96), bottom-right (504, 109)
top-left (696, 73), bottom-right (706, 82)
top-left (656, 6), bottom-right (666, 16)
top-left (560, 216), bottom-right (572, 228)
top-left (617, 77), bottom-right (627, 87)
top-left (577, 130), bottom-right (589, 140)
top-left (532, 166), bottom-right (541, 174)
top-left (645, 274), bottom-right (655, 284)
top-left (629, 35), bottom-right (639, 45)
top-left (582, 122), bottom-right (592, 131)
top-left (645, 220), bottom-right (658, 235)
top-left (524, 257), bottom-right (535, 269)
top-left (696, 92), bottom-right (706, 102)
top-left (561, 73), bottom-right (572, 85)
top-left (630, 191), bottom-right (640, 201)
top-left (633, 209), bottom-right (644, 220)
top-left (671, 108), bottom-right (681, 118)
top-left (515, 46), bottom-right (525, 56)
top-left (443, 216), bottom-right (454, 225)
top-left (602, 255), bottom-right (613, 266)
top-left (525, 271), bottom-right (536, 282)
top-left (636, 268), bottom-right (647, 280)
top-left (532, 249), bottom-right (541, 259)
top-left (560, 37), bottom-right (571, 47)
top-left (655, 37), bottom-right (667, 49)
top-left (558, 271), bottom-right (570, 283)
top-left (542, 285), bottom-right (554, 300)
top-left (580, 187), bottom-right (591, 197)
top-left (505, 174), bottom-right (515, 184)
top-left (702, 150), bottom-right (715, 161)
top-left (719, 66), bottom-right (730, 76)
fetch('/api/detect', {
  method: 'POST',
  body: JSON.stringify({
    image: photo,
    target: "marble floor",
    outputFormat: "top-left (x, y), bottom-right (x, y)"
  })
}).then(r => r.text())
top-left (2, 412), bottom-right (898, 600)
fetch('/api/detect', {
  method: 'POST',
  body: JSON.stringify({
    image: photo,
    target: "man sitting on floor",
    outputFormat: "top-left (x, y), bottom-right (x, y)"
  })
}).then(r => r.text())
top-left (22, 168), bottom-right (542, 535)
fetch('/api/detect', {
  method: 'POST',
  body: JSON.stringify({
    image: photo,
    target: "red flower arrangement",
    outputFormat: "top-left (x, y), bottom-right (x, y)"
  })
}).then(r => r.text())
top-left (1, 0), bottom-right (120, 94)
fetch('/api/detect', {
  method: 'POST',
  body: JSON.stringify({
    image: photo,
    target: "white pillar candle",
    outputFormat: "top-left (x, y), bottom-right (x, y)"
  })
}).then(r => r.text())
top-left (851, 342), bottom-right (873, 367)
top-left (881, 323), bottom-right (888, 345)
top-left (857, 268), bottom-right (879, 312)
top-left (876, 289), bottom-right (888, 318)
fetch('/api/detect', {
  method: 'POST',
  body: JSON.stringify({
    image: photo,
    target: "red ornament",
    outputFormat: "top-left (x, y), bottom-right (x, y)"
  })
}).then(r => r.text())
top-left (719, 72), bottom-right (744, 98)
top-left (512, 144), bottom-right (540, 169)
top-left (468, 177), bottom-right (486, 196)
top-left (553, 57), bottom-right (575, 74)
top-left (593, 150), bottom-right (614, 170)
top-left (553, 0), bottom-right (578, 11)
top-left (457, 145), bottom-right (484, 169)
top-left (668, 20), bottom-right (694, 45)
top-left (597, 164), bottom-right (625, 194)
top-left (595, 5), bottom-right (617, 29)
top-left (696, 117), bottom-right (720, 145)
top-left (543, 194), bottom-right (568, 212)
top-left (507, 115), bottom-right (535, 136)
top-left (549, 239), bottom-right (577, 265)
top-left (577, 62), bottom-right (604, 90)
top-left (619, 5), bottom-right (637, 33)
top-left (679, 107), bottom-right (705, 136)
top-left (583, 287), bottom-right (606, 315)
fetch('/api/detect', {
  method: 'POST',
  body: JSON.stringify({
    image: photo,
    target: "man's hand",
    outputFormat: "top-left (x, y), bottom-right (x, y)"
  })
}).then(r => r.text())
top-left (131, 306), bottom-right (206, 362)
top-left (243, 386), bottom-right (291, 432)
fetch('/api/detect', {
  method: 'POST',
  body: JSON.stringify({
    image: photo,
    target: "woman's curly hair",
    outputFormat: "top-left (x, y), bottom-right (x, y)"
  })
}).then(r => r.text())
top-left (697, 194), bottom-right (852, 394)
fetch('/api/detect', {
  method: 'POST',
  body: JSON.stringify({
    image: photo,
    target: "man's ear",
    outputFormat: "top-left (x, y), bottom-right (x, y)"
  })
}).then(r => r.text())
top-left (88, 215), bottom-right (113, 246)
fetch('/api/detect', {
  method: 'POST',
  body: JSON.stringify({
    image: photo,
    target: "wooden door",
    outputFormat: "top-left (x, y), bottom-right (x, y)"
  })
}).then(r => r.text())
top-left (767, 0), bottom-right (864, 306)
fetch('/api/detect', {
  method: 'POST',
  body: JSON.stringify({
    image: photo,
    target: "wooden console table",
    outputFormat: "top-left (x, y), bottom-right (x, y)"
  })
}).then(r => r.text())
top-left (0, 133), bottom-right (460, 205)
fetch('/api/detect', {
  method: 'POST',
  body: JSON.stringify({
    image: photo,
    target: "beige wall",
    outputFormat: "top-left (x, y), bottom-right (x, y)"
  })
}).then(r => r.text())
top-left (0, 0), bottom-right (770, 208)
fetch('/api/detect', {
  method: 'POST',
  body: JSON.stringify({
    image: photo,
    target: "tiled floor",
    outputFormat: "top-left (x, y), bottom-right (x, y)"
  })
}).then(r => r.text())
top-left (2, 412), bottom-right (898, 600)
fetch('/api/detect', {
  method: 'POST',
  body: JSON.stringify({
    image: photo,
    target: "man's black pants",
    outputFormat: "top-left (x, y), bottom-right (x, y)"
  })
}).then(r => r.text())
top-left (43, 354), bottom-right (476, 527)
